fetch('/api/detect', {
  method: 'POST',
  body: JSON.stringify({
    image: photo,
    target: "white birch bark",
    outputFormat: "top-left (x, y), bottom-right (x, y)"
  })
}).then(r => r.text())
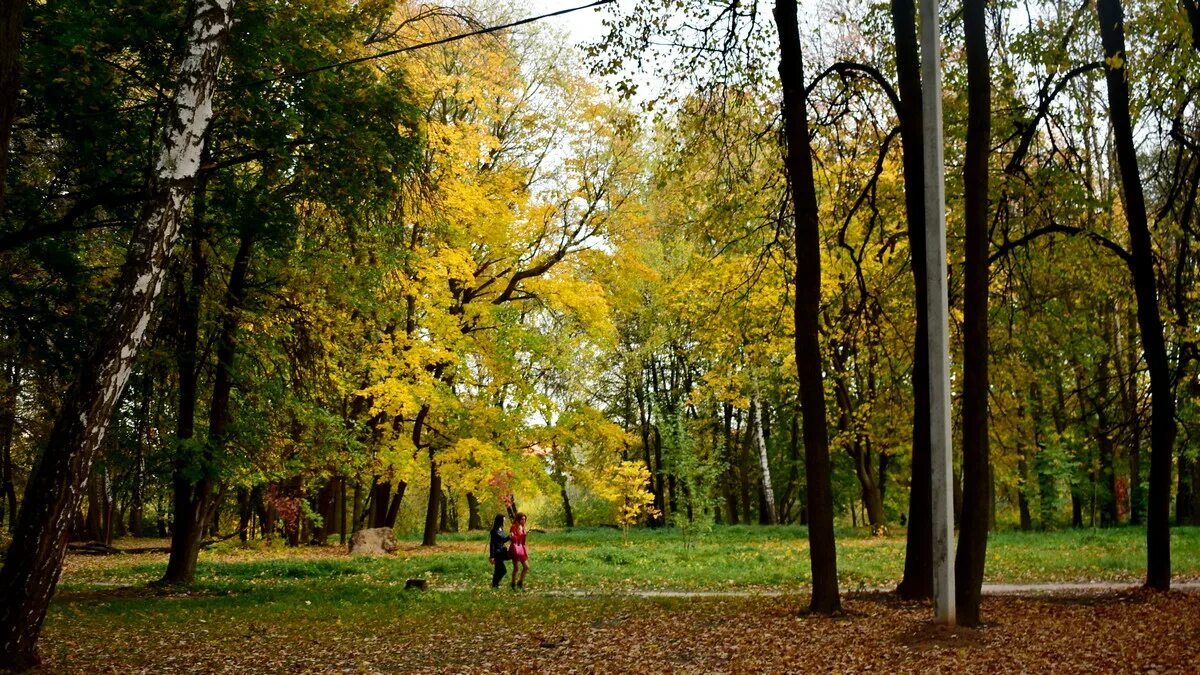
top-left (752, 392), bottom-right (778, 525)
top-left (0, 0), bottom-right (235, 665)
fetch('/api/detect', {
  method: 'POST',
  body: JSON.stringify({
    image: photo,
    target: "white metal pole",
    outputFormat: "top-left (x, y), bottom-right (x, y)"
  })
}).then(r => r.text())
top-left (919, 0), bottom-right (956, 626)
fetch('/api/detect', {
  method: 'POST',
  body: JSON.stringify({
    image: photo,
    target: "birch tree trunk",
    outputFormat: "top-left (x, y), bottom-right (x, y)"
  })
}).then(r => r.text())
top-left (0, 0), bottom-right (234, 666)
top-left (752, 393), bottom-right (777, 525)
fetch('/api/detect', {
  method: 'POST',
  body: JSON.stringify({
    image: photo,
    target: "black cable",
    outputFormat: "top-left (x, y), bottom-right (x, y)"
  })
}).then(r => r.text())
top-left (236, 0), bottom-right (615, 90)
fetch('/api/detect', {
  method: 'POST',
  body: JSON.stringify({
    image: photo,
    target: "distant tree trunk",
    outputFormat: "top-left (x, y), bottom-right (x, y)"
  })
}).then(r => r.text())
top-left (775, 0), bottom-right (840, 614)
top-left (722, 402), bottom-right (739, 525)
top-left (384, 481), bottom-right (405, 528)
top-left (438, 490), bottom-right (452, 532)
top-left (467, 492), bottom-right (485, 530)
top-left (655, 426), bottom-right (669, 525)
top-left (890, 0), bottom-right (934, 601)
top-left (369, 480), bottom-right (390, 528)
top-left (338, 479), bottom-right (347, 544)
top-left (1178, 458), bottom-right (1200, 525)
top-left (207, 484), bottom-right (226, 538)
top-left (314, 477), bottom-right (338, 544)
top-left (954, 0), bottom-right (991, 627)
top-left (0, 0), bottom-right (26, 215)
top-left (1095, 354), bottom-right (1119, 527)
top-left (0, 360), bottom-right (19, 534)
top-left (165, 231), bottom-right (254, 584)
top-left (128, 373), bottom-right (150, 537)
top-left (0, 0), bottom-right (234, 663)
top-left (1017, 445), bottom-right (1033, 531)
top-left (85, 468), bottom-right (105, 542)
top-left (1097, 0), bottom-right (1177, 590)
top-left (422, 453), bottom-right (440, 547)
top-left (752, 394), bottom-right (778, 525)
top-left (349, 479), bottom-right (361, 530)
top-left (236, 487), bottom-right (253, 541)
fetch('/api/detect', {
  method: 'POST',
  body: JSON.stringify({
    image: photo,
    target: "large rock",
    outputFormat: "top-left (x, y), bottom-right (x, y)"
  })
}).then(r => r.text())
top-left (348, 527), bottom-right (398, 556)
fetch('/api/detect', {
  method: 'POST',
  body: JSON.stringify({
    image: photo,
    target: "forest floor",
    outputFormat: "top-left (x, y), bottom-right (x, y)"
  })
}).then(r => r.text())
top-left (34, 526), bottom-right (1200, 672)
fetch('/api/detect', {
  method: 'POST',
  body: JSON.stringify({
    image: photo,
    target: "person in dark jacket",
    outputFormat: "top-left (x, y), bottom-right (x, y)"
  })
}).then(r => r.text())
top-left (488, 514), bottom-right (511, 588)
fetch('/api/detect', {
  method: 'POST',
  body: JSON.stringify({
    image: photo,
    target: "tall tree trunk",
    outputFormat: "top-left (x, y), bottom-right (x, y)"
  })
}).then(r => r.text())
top-left (890, 0), bottom-right (934, 602)
top-left (164, 231), bottom-right (253, 584)
top-left (1097, 0), bottom-right (1177, 591)
top-left (423, 458), bottom-right (440, 546)
top-left (0, 360), bottom-right (19, 534)
top-left (0, 0), bottom-right (26, 215)
top-left (775, 0), bottom-right (840, 614)
top-left (128, 372), bottom-right (150, 537)
top-left (384, 481), bottom-right (405, 528)
top-left (236, 487), bottom-right (252, 541)
top-left (369, 480), bottom-right (390, 528)
top-left (1116, 307), bottom-right (1145, 524)
top-left (954, 0), bottom-right (991, 625)
top-left (467, 491), bottom-right (485, 530)
top-left (721, 402), bottom-right (740, 524)
top-left (752, 394), bottom-right (778, 524)
top-left (0, 0), bottom-right (234, 663)
top-left (1095, 353), bottom-right (1119, 527)
top-left (85, 467), bottom-right (104, 542)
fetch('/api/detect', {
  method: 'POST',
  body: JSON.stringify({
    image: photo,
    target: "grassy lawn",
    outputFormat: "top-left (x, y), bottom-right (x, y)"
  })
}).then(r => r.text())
top-left (36, 526), bottom-right (1200, 671)
top-left (57, 524), bottom-right (1200, 595)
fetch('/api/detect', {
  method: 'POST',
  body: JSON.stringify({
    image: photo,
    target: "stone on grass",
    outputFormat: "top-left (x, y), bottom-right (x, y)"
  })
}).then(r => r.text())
top-left (348, 527), bottom-right (398, 556)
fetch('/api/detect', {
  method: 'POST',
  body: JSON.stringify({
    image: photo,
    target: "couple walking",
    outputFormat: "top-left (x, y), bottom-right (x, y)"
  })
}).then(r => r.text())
top-left (488, 513), bottom-right (530, 589)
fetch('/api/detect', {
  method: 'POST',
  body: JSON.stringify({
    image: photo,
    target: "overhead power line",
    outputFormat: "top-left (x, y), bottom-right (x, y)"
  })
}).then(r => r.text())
top-left (237, 0), bottom-right (615, 90)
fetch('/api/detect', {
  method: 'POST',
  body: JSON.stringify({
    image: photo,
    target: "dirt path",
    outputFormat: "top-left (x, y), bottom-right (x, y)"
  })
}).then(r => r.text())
top-left (431, 579), bottom-right (1200, 597)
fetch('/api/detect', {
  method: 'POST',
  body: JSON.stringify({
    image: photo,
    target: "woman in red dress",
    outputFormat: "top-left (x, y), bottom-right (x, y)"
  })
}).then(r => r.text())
top-left (509, 512), bottom-right (529, 590)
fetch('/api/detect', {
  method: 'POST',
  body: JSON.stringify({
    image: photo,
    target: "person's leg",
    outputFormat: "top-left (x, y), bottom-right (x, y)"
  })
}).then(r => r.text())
top-left (518, 560), bottom-right (528, 587)
top-left (492, 559), bottom-right (506, 588)
top-left (510, 559), bottom-right (517, 589)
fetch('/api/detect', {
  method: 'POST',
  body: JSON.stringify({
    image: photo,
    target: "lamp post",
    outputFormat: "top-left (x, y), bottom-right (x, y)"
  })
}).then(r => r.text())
top-left (919, 0), bottom-right (956, 626)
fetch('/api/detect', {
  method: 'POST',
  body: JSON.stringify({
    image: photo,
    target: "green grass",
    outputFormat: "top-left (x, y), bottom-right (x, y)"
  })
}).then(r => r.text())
top-left (57, 525), bottom-right (1200, 596)
top-left (38, 526), bottom-right (1200, 671)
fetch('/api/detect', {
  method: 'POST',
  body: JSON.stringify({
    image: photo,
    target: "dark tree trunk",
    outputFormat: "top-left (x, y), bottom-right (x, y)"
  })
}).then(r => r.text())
top-left (1017, 444), bottom-right (1033, 531)
top-left (1097, 0), bottom-right (1177, 591)
top-left (890, 0), bottom-right (934, 602)
top-left (954, 0), bottom-right (991, 627)
top-left (467, 491), bottom-right (485, 530)
top-left (0, 0), bottom-right (234, 662)
top-left (0, 0), bottom-right (26, 215)
top-left (0, 360), bottom-right (19, 534)
top-left (85, 468), bottom-right (105, 542)
top-left (314, 477), bottom-right (339, 544)
top-left (128, 373), bottom-right (150, 537)
top-left (384, 481), bottom-right (405, 528)
top-left (1116, 308), bottom-right (1146, 525)
top-left (653, 425), bottom-right (668, 525)
top-left (722, 402), bottom-right (739, 524)
top-left (369, 480), bottom-right (390, 528)
top-left (775, 0), bottom-right (840, 614)
top-left (423, 461), bottom-right (440, 546)
top-left (729, 410), bottom-right (748, 526)
top-left (1177, 455), bottom-right (1199, 525)
top-left (165, 231), bottom-right (254, 584)
top-left (236, 487), bottom-right (252, 541)
top-left (1095, 355), bottom-right (1119, 527)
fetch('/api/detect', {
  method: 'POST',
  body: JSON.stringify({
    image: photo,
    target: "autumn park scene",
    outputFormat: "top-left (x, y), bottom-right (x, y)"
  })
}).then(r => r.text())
top-left (0, 0), bottom-right (1199, 669)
